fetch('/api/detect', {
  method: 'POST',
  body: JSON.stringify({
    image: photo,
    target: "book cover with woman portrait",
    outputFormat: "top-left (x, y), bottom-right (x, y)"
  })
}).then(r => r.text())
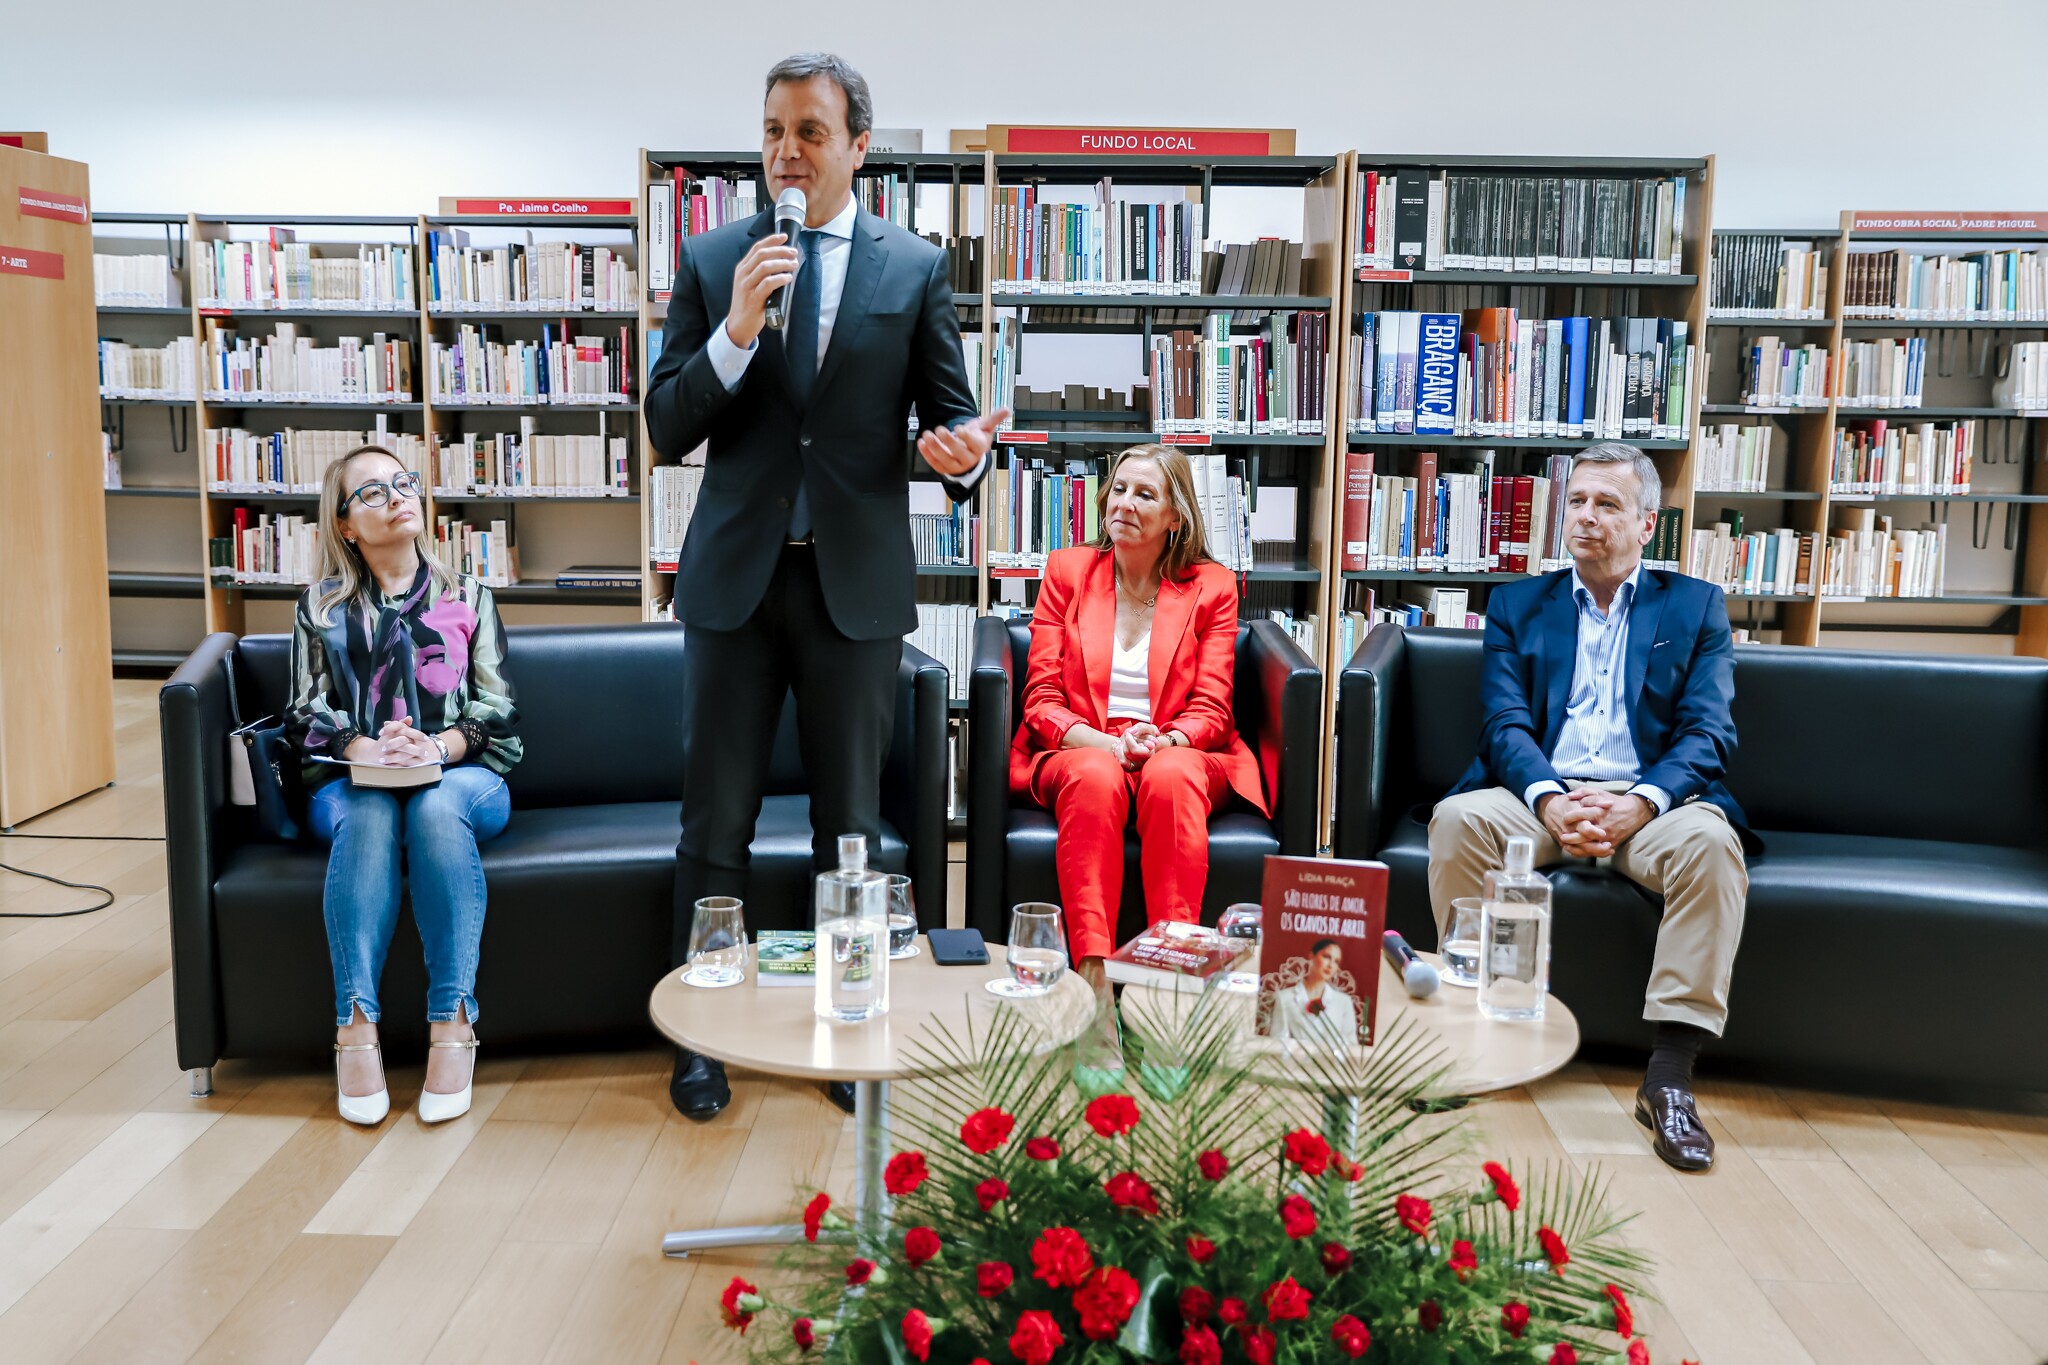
top-left (1254, 855), bottom-right (1390, 1048)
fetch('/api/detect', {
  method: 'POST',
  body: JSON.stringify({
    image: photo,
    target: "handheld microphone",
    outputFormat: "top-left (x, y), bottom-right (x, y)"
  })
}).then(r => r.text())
top-left (1382, 930), bottom-right (1441, 999)
top-left (763, 187), bottom-right (807, 331)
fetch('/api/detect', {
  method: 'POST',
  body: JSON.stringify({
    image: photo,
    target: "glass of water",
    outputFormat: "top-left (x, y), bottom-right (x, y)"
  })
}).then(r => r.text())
top-left (1440, 897), bottom-right (1483, 987)
top-left (685, 897), bottom-right (747, 987)
top-left (990, 902), bottom-right (1067, 998)
top-left (884, 874), bottom-right (919, 958)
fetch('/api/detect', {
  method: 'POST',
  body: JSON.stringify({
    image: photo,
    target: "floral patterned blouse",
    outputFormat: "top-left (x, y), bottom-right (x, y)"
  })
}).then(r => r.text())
top-left (287, 562), bottom-right (522, 786)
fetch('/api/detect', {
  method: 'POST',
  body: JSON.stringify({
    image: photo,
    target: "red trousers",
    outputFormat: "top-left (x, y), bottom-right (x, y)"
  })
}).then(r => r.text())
top-left (1027, 723), bottom-right (1233, 962)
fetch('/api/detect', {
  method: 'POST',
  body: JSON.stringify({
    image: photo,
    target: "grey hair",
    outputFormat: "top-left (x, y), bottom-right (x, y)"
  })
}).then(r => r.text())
top-left (764, 53), bottom-right (873, 139)
top-left (1573, 441), bottom-right (1662, 516)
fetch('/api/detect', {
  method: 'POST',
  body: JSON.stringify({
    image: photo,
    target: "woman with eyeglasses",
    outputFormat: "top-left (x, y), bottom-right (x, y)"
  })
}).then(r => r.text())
top-left (286, 443), bottom-right (522, 1125)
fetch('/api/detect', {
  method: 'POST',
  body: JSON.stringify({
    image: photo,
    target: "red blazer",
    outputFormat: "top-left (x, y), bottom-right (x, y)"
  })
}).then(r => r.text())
top-left (1009, 547), bottom-right (1268, 816)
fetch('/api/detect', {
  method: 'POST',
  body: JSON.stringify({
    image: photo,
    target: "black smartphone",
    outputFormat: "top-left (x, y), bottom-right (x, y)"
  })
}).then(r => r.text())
top-left (927, 927), bottom-right (990, 966)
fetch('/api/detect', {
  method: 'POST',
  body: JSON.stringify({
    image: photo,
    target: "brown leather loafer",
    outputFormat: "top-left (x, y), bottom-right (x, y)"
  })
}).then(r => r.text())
top-left (1634, 1083), bottom-right (1715, 1172)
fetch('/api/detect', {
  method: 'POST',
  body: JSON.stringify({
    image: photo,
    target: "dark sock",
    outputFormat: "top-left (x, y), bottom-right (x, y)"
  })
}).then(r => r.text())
top-left (1644, 1022), bottom-right (1710, 1092)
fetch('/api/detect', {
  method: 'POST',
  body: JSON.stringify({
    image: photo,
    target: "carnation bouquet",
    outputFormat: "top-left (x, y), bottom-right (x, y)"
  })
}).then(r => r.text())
top-left (721, 987), bottom-right (1661, 1364)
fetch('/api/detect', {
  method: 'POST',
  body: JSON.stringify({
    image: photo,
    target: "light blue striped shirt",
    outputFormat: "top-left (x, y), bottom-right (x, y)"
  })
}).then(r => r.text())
top-left (1524, 565), bottom-right (1671, 816)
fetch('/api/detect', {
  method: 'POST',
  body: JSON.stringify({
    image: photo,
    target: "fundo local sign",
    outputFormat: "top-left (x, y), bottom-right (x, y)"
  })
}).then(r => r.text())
top-left (996, 126), bottom-right (1290, 157)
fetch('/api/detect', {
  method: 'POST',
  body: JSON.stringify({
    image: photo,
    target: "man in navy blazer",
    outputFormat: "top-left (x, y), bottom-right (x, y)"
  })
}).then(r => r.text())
top-left (1429, 442), bottom-right (1751, 1173)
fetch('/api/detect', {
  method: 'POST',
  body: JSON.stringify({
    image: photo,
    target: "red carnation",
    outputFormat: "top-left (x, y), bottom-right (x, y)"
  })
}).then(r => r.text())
top-left (1417, 1299), bottom-right (1443, 1332)
top-left (1306, 996), bottom-right (1325, 1015)
top-left (1538, 1224), bottom-right (1570, 1274)
top-left (976, 1177), bottom-right (1010, 1213)
top-left (1185, 1234), bottom-right (1217, 1264)
top-left (1502, 1300), bottom-right (1530, 1339)
top-left (1219, 1296), bottom-right (1248, 1326)
top-left (792, 1317), bottom-right (815, 1350)
top-left (1030, 1226), bottom-right (1095, 1289)
top-left (1241, 1325), bottom-right (1277, 1365)
top-left (1628, 1343), bottom-right (1651, 1365)
top-left (904, 1225), bottom-right (942, 1267)
top-left (1283, 1128), bottom-right (1333, 1175)
top-left (1084, 1093), bottom-right (1141, 1137)
top-left (977, 1261), bottom-right (1014, 1298)
top-left (1008, 1310), bottom-right (1064, 1365)
top-left (719, 1275), bottom-right (761, 1333)
top-left (802, 1191), bottom-right (831, 1242)
top-left (1484, 1159), bottom-right (1521, 1211)
top-left (845, 1257), bottom-right (877, 1286)
top-left (1179, 1324), bottom-right (1222, 1365)
top-left (1335, 1155), bottom-right (1366, 1183)
top-left (885, 1151), bottom-right (929, 1196)
top-left (1261, 1275), bottom-right (1312, 1321)
top-left (1605, 1283), bottom-right (1635, 1339)
top-left (1104, 1171), bottom-right (1159, 1216)
top-left (961, 1106), bottom-right (1016, 1154)
top-left (1197, 1148), bottom-right (1229, 1180)
top-left (1395, 1192), bottom-right (1432, 1236)
top-left (1320, 1241), bottom-right (1352, 1275)
top-left (1179, 1285), bottom-right (1215, 1323)
top-left (902, 1309), bottom-right (935, 1363)
top-left (1025, 1135), bottom-right (1061, 1161)
top-left (1549, 1346), bottom-right (1579, 1365)
top-left (1331, 1314), bottom-right (1371, 1358)
top-left (1279, 1193), bottom-right (1317, 1239)
top-left (1072, 1265), bottom-right (1141, 1341)
top-left (1448, 1239), bottom-right (1478, 1280)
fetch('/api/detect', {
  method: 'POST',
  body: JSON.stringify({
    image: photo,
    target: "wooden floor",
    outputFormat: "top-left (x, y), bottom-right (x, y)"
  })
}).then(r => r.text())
top-left (2, 683), bottom-right (2047, 1364)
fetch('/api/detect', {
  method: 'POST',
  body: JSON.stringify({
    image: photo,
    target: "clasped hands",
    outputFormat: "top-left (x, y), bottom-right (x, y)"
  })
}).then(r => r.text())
top-left (344, 715), bottom-right (459, 768)
top-left (1537, 787), bottom-right (1656, 858)
top-left (1077, 722), bottom-right (1177, 772)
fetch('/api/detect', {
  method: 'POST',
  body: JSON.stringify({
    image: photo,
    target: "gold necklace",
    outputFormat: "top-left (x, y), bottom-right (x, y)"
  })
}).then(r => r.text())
top-left (1115, 568), bottom-right (1157, 610)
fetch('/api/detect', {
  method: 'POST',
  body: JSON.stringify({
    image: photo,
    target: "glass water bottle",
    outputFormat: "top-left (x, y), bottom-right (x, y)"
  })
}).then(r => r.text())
top-left (1478, 835), bottom-right (1552, 1022)
top-left (814, 834), bottom-right (890, 1023)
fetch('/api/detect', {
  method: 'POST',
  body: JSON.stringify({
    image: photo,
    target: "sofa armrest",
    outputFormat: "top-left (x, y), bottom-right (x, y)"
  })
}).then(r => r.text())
top-left (160, 632), bottom-right (239, 1072)
top-left (1244, 620), bottom-right (1323, 856)
top-left (965, 615), bottom-right (1016, 940)
top-left (886, 642), bottom-right (950, 927)
top-left (1334, 625), bottom-right (1406, 860)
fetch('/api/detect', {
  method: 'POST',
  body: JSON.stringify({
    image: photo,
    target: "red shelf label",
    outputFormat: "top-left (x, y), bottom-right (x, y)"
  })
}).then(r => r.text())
top-left (1357, 268), bottom-right (1413, 283)
top-left (989, 566), bottom-right (1041, 578)
top-left (19, 187), bottom-right (87, 225)
top-left (198, 307), bottom-right (231, 317)
top-left (451, 198), bottom-right (635, 217)
top-left (1160, 432), bottom-right (1212, 446)
top-left (0, 243), bottom-right (63, 280)
top-left (998, 430), bottom-right (1049, 444)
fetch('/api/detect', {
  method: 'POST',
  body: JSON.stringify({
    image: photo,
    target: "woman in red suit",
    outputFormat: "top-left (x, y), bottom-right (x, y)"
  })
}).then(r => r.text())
top-left (1010, 444), bottom-right (1269, 1012)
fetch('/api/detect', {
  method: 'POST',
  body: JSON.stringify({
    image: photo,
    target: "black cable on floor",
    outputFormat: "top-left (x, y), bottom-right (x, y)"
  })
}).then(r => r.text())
top-left (0, 861), bottom-right (117, 918)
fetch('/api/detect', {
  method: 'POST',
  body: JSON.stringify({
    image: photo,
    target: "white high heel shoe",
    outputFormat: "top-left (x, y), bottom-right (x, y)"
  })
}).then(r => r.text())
top-left (418, 1036), bottom-right (478, 1124)
top-left (334, 1041), bottom-right (390, 1125)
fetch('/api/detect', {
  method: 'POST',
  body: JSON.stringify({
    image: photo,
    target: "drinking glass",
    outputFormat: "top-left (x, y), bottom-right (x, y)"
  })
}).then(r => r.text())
top-left (885, 874), bottom-right (920, 958)
top-left (1217, 901), bottom-right (1264, 992)
top-left (989, 902), bottom-right (1067, 998)
top-left (1439, 897), bottom-right (1483, 987)
top-left (684, 897), bottom-right (747, 987)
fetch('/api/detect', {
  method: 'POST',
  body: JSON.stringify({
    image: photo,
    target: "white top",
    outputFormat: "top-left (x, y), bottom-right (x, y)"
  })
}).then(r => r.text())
top-left (1268, 981), bottom-right (1361, 1047)
top-left (1106, 629), bottom-right (1152, 722)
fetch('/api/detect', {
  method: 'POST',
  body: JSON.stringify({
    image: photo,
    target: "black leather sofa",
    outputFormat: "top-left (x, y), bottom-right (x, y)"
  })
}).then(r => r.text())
top-left (1335, 626), bottom-right (2048, 1092)
top-left (966, 617), bottom-right (1323, 946)
top-left (159, 624), bottom-right (949, 1075)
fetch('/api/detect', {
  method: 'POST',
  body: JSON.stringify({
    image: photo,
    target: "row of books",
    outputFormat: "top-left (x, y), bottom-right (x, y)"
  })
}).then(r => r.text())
top-left (985, 453), bottom-right (1098, 567)
top-left (647, 462), bottom-right (704, 563)
top-left (430, 516), bottom-right (518, 587)
top-left (1695, 423), bottom-right (1778, 492)
top-left (205, 426), bottom-right (425, 491)
top-left (853, 174), bottom-right (918, 231)
top-left (431, 429), bottom-right (631, 497)
top-left (996, 237), bottom-right (1307, 328)
top-left (1689, 515), bottom-right (1820, 597)
top-left (99, 337), bottom-right (196, 399)
top-left (424, 231), bottom-right (637, 312)
top-left (1357, 170), bottom-right (1688, 275)
top-left (909, 508), bottom-right (975, 568)
top-left (1841, 248), bottom-right (2046, 321)
top-left (1822, 509), bottom-right (1945, 598)
top-left (1829, 418), bottom-right (1977, 495)
top-left (1992, 342), bottom-right (2048, 410)
top-left (210, 509), bottom-right (318, 584)
top-left (1709, 236), bottom-right (1827, 318)
top-left (645, 173), bottom-right (758, 293)
top-left (1347, 310), bottom-right (1696, 441)
top-left (1146, 312), bottom-right (1329, 436)
top-left (202, 324), bottom-right (413, 403)
top-left (426, 324), bottom-right (633, 405)
top-left (1741, 336), bottom-right (1831, 408)
top-left (94, 253), bottom-right (181, 308)
top-left (988, 186), bottom-right (1206, 293)
top-left (1834, 336), bottom-right (1927, 409)
top-left (910, 604), bottom-right (974, 702)
top-left (195, 234), bottom-right (414, 311)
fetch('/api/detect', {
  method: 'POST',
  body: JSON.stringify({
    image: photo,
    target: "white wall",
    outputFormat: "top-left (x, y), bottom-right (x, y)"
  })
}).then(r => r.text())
top-left (14, 0), bottom-right (2047, 222)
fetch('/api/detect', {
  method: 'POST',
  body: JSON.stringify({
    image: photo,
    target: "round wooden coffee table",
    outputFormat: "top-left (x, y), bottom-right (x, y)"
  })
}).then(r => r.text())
top-left (648, 937), bottom-right (1094, 1258)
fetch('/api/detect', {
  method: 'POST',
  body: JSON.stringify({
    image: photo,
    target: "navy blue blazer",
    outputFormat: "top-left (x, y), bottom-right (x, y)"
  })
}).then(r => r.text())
top-left (1450, 567), bottom-right (1758, 853)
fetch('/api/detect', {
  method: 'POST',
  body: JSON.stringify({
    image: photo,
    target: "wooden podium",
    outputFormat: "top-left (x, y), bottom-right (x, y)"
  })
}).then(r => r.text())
top-left (0, 144), bottom-right (114, 826)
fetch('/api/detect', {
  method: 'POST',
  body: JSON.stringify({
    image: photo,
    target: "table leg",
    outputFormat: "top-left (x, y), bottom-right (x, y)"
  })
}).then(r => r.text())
top-left (661, 1223), bottom-right (803, 1257)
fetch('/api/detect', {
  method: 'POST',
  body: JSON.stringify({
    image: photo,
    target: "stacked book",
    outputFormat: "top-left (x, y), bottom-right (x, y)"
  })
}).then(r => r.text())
top-left (1696, 424), bottom-right (1776, 493)
top-left (196, 231), bottom-right (413, 311)
top-left (1993, 343), bottom-right (2048, 410)
top-left (1357, 170), bottom-right (1688, 275)
top-left (1710, 235), bottom-right (1828, 318)
top-left (1146, 312), bottom-right (1328, 436)
top-left (426, 230), bottom-right (636, 312)
top-left (1823, 508), bottom-right (1945, 598)
top-left (989, 184), bottom-right (1204, 294)
top-left (1843, 248), bottom-right (2047, 321)
top-left (99, 337), bottom-right (197, 399)
top-left (1835, 337), bottom-right (1926, 408)
top-left (1741, 337), bottom-right (1832, 408)
top-left (430, 428), bottom-right (630, 497)
top-left (210, 508), bottom-right (320, 586)
top-left (910, 604), bottom-right (973, 702)
top-left (202, 322), bottom-right (413, 403)
top-left (206, 426), bottom-right (424, 492)
top-left (1688, 509), bottom-right (1820, 597)
top-left (93, 253), bottom-right (182, 308)
top-left (1829, 419), bottom-right (1977, 495)
top-left (428, 324), bottom-right (632, 405)
top-left (555, 565), bottom-right (638, 591)
top-left (430, 516), bottom-right (518, 587)
top-left (648, 463), bottom-right (705, 565)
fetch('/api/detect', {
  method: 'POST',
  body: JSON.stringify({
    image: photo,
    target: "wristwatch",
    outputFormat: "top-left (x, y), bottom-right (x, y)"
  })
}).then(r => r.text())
top-left (432, 734), bottom-right (451, 764)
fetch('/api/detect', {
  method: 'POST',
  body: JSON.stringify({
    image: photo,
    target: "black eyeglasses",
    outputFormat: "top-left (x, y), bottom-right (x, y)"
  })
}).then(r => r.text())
top-left (341, 470), bottom-right (422, 512)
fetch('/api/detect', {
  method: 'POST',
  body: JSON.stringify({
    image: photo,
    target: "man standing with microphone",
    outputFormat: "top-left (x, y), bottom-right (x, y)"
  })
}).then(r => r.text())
top-left (645, 53), bottom-right (1008, 1120)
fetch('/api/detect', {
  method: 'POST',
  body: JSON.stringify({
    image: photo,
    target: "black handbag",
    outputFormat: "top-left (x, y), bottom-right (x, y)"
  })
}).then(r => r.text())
top-left (224, 655), bottom-right (304, 842)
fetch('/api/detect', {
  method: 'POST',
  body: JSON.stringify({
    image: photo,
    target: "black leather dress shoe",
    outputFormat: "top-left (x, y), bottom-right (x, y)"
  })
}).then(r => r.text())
top-left (669, 1049), bottom-right (730, 1121)
top-left (826, 1081), bottom-right (856, 1115)
top-left (1634, 1083), bottom-right (1715, 1172)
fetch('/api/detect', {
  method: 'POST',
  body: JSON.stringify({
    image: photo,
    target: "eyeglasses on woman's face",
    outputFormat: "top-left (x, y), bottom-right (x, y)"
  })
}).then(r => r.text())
top-left (341, 470), bottom-right (423, 512)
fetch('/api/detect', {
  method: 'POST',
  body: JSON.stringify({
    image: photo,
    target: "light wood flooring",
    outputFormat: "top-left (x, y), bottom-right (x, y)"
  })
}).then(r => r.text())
top-left (1, 681), bottom-right (2046, 1364)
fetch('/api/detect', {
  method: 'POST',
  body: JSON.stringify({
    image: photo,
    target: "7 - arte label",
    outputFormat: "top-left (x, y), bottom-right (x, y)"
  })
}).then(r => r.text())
top-left (0, 243), bottom-right (64, 279)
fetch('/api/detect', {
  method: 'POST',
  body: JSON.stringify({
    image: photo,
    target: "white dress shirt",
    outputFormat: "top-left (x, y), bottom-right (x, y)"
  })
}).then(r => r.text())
top-left (1524, 563), bottom-right (1672, 816)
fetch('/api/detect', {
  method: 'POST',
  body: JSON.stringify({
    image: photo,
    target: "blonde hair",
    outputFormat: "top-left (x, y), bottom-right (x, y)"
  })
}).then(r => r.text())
top-left (1092, 444), bottom-right (1211, 581)
top-left (309, 443), bottom-right (457, 627)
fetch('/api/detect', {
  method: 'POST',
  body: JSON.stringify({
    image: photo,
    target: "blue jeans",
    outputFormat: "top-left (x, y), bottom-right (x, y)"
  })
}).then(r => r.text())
top-left (308, 766), bottom-right (511, 1028)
